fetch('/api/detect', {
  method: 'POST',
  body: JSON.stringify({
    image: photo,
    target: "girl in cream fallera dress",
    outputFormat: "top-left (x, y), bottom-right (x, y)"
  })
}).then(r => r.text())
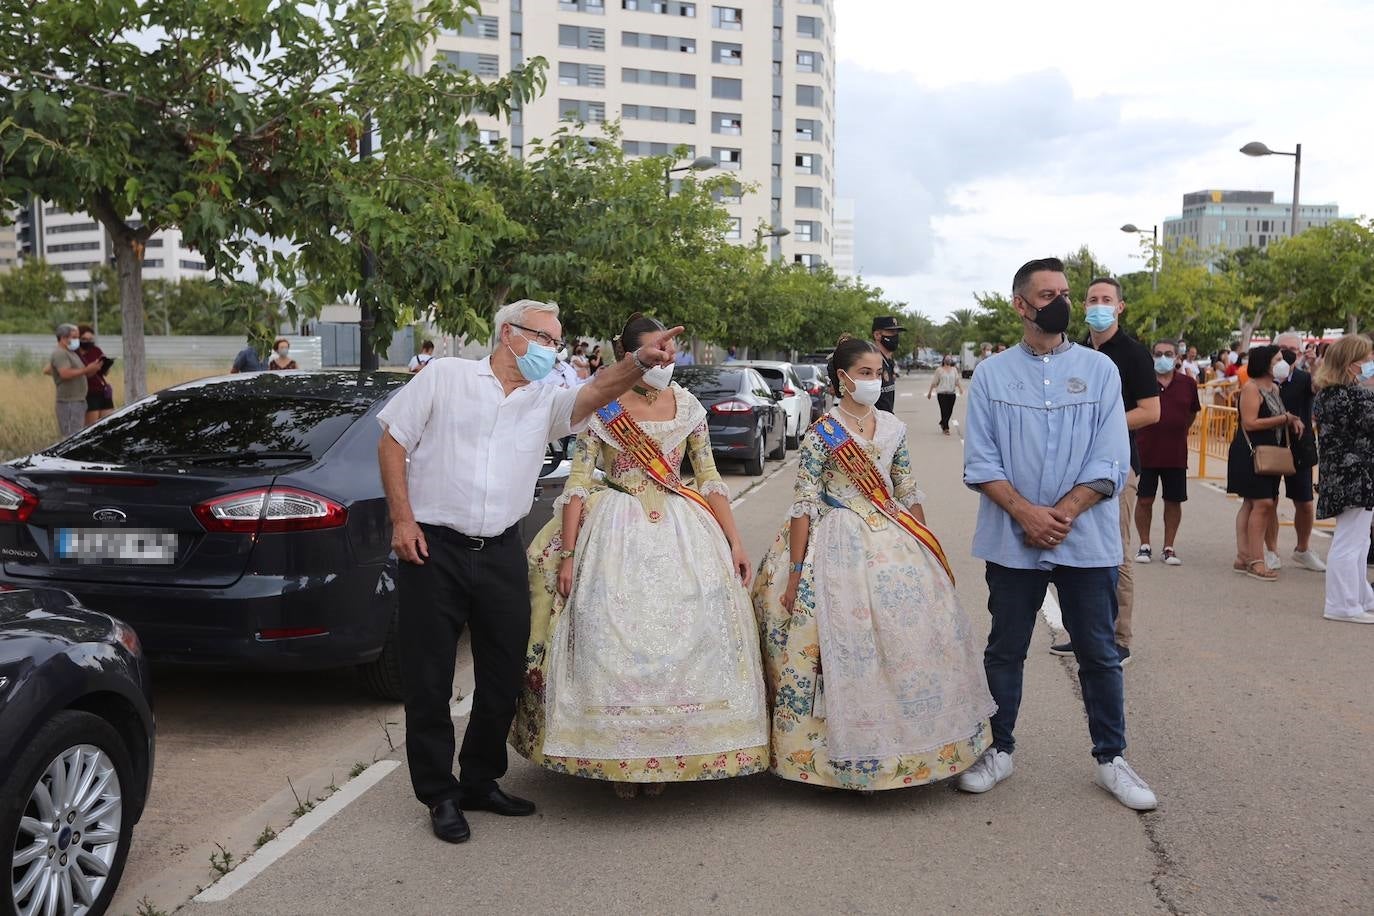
top-left (512, 317), bottom-right (767, 796)
top-left (751, 337), bottom-right (995, 791)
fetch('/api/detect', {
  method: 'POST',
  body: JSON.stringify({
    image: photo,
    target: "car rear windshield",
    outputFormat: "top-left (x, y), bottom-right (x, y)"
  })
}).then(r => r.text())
top-left (751, 368), bottom-right (786, 391)
top-left (49, 393), bottom-right (369, 466)
top-left (794, 365), bottom-right (822, 381)
top-left (676, 368), bottom-right (745, 396)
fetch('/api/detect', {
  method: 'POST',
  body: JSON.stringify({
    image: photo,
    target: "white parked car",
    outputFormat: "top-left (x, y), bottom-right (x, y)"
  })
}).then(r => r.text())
top-left (732, 360), bottom-right (813, 449)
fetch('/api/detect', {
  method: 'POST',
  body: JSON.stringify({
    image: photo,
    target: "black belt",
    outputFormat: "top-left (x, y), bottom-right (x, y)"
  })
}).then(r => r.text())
top-left (421, 522), bottom-right (518, 551)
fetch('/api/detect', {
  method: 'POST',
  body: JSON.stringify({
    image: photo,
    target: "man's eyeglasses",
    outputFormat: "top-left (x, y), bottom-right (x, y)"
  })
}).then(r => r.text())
top-left (509, 323), bottom-right (567, 352)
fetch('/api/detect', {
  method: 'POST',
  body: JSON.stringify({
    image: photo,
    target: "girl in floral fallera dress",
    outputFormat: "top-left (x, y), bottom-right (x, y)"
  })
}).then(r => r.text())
top-left (752, 336), bottom-right (996, 791)
top-left (512, 315), bottom-right (769, 797)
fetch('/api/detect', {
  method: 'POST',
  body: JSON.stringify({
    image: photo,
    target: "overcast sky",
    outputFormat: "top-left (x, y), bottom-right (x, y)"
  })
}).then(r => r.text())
top-left (835, 0), bottom-right (1374, 321)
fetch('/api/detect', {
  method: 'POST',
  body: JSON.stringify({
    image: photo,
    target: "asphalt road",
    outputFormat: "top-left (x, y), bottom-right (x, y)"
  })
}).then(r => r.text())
top-left (120, 375), bottom-right (1372, 915)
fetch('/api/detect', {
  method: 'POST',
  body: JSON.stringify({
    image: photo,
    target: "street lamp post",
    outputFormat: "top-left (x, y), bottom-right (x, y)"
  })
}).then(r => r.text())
top-left (754, 224), bottom-right (789, 261)
top-left (1120, 223), bottom-right (1159, 291)
top-left (663, 155), bottom-right (717, 198)
top-left (1240, 140), bottom-right (1302, 238)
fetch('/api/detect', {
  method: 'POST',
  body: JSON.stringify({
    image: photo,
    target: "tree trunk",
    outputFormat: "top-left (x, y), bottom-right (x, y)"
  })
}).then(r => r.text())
top-left (112, 234), bottom-right (147, 402)
top-left (1237, 305), bottom-right (1267, 349)
top-left (1348, 311), bottom-right (1359, 334)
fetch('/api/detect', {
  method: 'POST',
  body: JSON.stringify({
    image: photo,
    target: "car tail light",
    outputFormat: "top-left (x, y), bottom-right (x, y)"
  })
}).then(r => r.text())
top-left (710, 399), bottom-right (754, 414)
top-left (0, 479), bottom-right (38, 523)
top-left (807, 384), bottom-right (822, 394)
top-left (781, 387), bottom-right (796, 397)
top-left (193, 487), bottom-right (347, 533)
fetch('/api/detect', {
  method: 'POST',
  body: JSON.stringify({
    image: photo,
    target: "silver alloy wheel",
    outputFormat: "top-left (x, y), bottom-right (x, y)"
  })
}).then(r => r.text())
top-left (10, 743), bottom-right (123, 916)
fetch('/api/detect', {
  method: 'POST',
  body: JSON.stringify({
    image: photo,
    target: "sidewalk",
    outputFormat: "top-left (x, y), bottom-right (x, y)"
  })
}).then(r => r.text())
top-left (175, 377), bottom-right (1371, 915)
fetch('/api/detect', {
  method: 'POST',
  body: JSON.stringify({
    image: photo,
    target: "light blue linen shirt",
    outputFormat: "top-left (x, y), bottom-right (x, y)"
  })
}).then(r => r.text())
top-left (963, 339), bottom-right (1129, 571)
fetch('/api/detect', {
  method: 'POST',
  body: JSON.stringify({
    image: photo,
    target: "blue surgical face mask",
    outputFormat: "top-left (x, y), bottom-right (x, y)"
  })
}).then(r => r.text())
top-left (1085, 304), bottom-right (1117, 333)
top-left (509, 333), bottom-right (556, 381)
top-left (1154, 355), bottom-right (1176, 374)
top-left (1361, 361), bottom-right (1374, 380)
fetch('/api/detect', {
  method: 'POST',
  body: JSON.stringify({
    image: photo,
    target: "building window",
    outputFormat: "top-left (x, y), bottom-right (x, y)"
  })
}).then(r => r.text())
top-left (622, 31), bottom-right (696, 52)
top-left (142, 259), bottom-right (164, 268)
top-left (712, 112), bottom-right (742, 134)
top-left (478, 129), bottom-right (501, 147)
top-left (623, 67), bottom-right (694, 88)
top-left (796, 85), bottom-right (821, 107)
top-left (179, 259), bottom-right (206, 271)
top-left (795, 186), bottom-right (821, 208)
top-left (711, 6), bottom-right (742, 29)
top-left (713, 41), bottom-right (742, 65)
top-left (714, 182), bottom-right (743, 205)
top-left (796, 50), bottom-right (818, 72)
top-left (711, 76), bottom-right (742, 99)
top-left (624, 104), bottom-right (695, 123)
top-left (560, 0), bottom-right (605, 12)
top-left (793, 253), bottom-right (819, 267)
top-left (795, 152), bottom-right (820, 174)
top-left (624, 0), bottom-right (696, 12)
top-left (795, 119), bottom-right (819, 141)
top-left (623, 140), bottom-right (696, 157)
top-left (794, 221), bottom-right (818, 242)
top-left (771, 94), bottom-right (781, 110)
top-left (45, 221), bottom-right (100, 235)
top-left (511, 31), bottom-right (522, 50)
top-left (797, 15), bottom-right (821, 38)
top-left (725, 217), bottom-right (742, 240)
top-left (559, 99), bottom-right (607, 122)
top-left (713, 147), bottom-right (742, 170)
top-left (559, 25), bottom-right (606, 49)
top-left (559, 62), bottom-right (607, 87)
top-left (450, 15), bottom-right (499, 39)
top-left (46, 241), bottom-right (102, 253)
top-left (442, 50), bottom-right (500, 77)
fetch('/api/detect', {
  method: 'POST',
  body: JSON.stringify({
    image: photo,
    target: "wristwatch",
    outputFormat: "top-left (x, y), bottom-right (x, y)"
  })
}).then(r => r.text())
top-left (558, 549), bottom-right (575, 560)
top-left (790, 562), bottom-right (805, 574)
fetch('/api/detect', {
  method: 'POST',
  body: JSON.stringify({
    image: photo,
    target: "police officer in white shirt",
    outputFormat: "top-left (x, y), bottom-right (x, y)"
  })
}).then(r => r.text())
top-left (376, 299), bottom-right (682, 844)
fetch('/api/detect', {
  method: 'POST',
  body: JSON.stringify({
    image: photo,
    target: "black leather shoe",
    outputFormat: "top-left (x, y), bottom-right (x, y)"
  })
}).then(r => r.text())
top-left (429, 799), bottom-right (471, 843)
top-left (458, 786), bottom-right (537, 817)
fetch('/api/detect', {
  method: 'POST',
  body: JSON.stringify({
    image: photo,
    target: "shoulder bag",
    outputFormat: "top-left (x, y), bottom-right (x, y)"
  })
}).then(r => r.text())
top-left (1244, 422), bottom-right (1295, 477)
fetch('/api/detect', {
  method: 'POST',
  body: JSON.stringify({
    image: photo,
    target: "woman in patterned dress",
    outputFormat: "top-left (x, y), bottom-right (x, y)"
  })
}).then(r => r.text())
top-left (751, 336), bottom-right (995, 791)
top-left (512, 315), bottom-right (768, 797)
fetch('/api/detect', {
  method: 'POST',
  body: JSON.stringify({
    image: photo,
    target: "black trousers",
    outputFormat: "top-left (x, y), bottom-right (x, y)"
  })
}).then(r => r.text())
top-left (397, 523), bottom-right (530, 807)
top-left (936, 392), bottom-right (957, 431)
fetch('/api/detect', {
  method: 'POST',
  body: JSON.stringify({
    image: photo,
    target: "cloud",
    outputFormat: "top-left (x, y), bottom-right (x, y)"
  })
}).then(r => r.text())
top-left (836, 66), bottom-right (1236, 278)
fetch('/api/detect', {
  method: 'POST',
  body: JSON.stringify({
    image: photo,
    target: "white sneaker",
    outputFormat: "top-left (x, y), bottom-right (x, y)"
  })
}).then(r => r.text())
top-left (1135, 545), bottom-right (1152, 564)
top-left (1264, 549), bottom-right (1282, 570)
top-left (1162, 546), bottom-right (1183, 566)
top-left (956, 749), bottom-right (1013, 794)
top-left (1292, 550), bottom-right (1327, 572)
top-left (1323, 611), bottom-right (1374, 624)
top-left (1095, 756), bottom-right (1158, 811)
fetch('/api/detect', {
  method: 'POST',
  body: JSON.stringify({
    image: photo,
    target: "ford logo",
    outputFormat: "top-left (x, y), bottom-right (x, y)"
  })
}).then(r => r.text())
top-left (92, 508), bottom-right (127, 523)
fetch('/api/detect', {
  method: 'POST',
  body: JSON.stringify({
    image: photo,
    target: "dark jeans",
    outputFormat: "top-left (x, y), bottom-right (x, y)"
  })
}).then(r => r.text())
top-left (936, 392), bottom-right (956, 431)
top-left (397, 523), bottom-right (530, 807)
top-left (983, 562), bottom-right (1126, 762)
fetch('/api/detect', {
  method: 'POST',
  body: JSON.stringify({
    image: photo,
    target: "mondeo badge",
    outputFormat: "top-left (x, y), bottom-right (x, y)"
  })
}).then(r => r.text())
top-left (92, 508), bottom-right (127, 523)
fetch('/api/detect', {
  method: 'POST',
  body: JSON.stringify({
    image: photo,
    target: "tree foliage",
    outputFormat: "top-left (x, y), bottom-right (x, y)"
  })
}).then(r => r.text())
top-left (0, 258), bottom-right (69, 333)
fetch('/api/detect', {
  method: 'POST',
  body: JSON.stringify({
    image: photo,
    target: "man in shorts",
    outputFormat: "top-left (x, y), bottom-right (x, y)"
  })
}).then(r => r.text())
top-left (1133, 340), bottom-right (1200, 565)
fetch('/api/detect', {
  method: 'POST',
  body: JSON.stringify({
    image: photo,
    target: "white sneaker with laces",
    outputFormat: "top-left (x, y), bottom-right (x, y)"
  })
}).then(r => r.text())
top-left (1162, 546), bottom-right (1183, 566)
top-left (1292, 549), bottom-right (1327, 572)
top-left (1095, 756), bottom-right (1158, 810)
top-left (1135, 545), bottom-right (1152, 564)
top-left (1323, 611), bottom-right (1374, 624)
top-left (1264, 549), bottom-right (1282, 570)
top-left (956, 749), bottom-right (1013, 794)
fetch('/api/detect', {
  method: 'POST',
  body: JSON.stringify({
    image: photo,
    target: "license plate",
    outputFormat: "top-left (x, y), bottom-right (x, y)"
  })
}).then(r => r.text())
top-left (56, 528), bottom-right (179, 565)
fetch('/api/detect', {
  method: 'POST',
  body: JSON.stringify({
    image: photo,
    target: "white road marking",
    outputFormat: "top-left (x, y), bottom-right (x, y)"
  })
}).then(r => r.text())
top-left (450, 693), bottom-right (474, 719)
top-left (731, 456), bottom-right (797, 509)
top-left (1040, 588), bottom-right (1063, 632)
top-left (192, 759), bottom-right (402, 903)
top-left (899, 392), bottom-right (915, 398)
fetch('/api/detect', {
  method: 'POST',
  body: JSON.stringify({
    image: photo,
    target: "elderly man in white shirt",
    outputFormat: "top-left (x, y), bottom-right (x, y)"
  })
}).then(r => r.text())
top-left (377, 299), bottom-right (681, 845)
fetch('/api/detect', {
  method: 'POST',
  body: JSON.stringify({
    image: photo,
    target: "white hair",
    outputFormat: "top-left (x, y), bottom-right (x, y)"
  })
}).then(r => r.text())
top-left (493, 299), bottom-right (559, 342)
top-left (1274, 330), bottom-right (1303, 347)
top-left (55, 323), bottom-right (77, 339)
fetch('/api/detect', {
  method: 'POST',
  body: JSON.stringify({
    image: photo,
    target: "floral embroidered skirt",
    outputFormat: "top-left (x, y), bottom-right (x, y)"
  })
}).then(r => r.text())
top-left (751, 507), bottom-right (995, 791)
top-left (511, 488), bottom-right (769, 783)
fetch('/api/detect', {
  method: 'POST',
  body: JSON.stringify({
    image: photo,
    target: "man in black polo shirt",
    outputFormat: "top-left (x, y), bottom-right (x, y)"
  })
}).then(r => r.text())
top-left (1265, 331), bottom-right (1326, 572)
top-left (871, 316), bottom-right (905, 413)
top-left (1049, 277), bottom-right (1158, 665)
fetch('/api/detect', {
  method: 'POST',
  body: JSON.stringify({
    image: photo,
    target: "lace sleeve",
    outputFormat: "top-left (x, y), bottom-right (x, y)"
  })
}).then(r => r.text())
top-left (553, 430), bottom-right (600, 509)
top-left (891, 430), bottom-right (926, 508)
top-left (685, 421), bottom-right (730, 499)
top-left (789, 427), bottom-right (827, 518)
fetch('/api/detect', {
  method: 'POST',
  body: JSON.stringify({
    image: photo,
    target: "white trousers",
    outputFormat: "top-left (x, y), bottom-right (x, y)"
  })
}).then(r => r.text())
top-left (1323, 507), bottom-right (1374, 619)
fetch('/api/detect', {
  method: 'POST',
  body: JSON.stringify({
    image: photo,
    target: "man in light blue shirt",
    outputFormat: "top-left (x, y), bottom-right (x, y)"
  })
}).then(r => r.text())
top-left (957, 256), bottom-right (1157, 811)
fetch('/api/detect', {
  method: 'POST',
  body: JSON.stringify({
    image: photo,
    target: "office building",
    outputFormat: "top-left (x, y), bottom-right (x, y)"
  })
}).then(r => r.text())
top-left (14, 200), bottom-right (210, 293)
top-left (0, 222), bottom-right (16, 273)
top-left (1163, 190), bottom-right (1341, 259)
top-left (421, 0), bottom-right (837, 267)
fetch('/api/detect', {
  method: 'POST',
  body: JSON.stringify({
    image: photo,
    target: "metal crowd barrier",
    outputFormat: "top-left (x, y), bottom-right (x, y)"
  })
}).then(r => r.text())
top-left (1188, 404), bottom-right (1238, 479)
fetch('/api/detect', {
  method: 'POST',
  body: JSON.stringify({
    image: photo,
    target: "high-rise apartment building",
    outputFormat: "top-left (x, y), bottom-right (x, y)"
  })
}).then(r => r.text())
top-left (1163, 189), bottom-right (1341, 259)
top-left (0, 222), bottom-right (16, 273)
top-left (14, 200), bottom-right (210, 293)
top-left (422, 0), bottom-right (837, 268)
top-left (831, 197), bottom-right (853, 277)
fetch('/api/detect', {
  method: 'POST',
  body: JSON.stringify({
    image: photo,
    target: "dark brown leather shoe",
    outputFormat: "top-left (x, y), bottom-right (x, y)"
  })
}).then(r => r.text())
top-left (457, 786), bottom-right (536, 817)
top-left (429, 799), bottom-right (471, 843)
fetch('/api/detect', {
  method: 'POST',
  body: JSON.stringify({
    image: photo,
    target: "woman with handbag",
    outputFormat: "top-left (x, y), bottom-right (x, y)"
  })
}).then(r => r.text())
top-left (1312, 334), bottom-right (1374, 623)
top-left (1226, 345), bottom-right (1304, 581)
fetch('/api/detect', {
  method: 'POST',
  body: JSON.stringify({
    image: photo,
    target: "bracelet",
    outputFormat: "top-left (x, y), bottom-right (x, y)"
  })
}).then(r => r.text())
top-left (558, 549), bottom-right (575, 559)
top-left (790, 562), bottom-right (805, 574)
top-left (630, 348), bottom-right (651, 373)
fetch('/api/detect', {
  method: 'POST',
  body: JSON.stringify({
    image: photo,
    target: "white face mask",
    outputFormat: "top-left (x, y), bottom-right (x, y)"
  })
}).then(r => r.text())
top-left (641, 363), bottom-right (674, 390)
top-left (1272, 360), bottom-right (1291, 382)
top-left (842, 371), bottom-right (882, 406)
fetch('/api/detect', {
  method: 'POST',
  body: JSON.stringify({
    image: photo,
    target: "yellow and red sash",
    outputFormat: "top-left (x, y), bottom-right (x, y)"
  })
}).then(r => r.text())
top-left (595, 400), bottom-right (716, 518)
top-left (813, 414), bottom-right (956, 586)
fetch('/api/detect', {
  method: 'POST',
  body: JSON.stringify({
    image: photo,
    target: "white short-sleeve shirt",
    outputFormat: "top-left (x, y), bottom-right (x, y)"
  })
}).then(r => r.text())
top-left (376, 356), bottom-right (586, 536)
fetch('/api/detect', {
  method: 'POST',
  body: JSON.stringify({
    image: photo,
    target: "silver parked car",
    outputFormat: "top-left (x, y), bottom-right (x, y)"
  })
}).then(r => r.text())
top-left (731, 360), bottom-right (814, 449)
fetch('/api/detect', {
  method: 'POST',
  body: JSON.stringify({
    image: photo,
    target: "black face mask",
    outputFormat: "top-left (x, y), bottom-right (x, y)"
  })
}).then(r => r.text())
top-left (1026, 294), bottom-right (1071, 335)
top-left (878, 334), bottom-right (899, 351)
top-left (79, 341), bottom-right (94, 350)
top-left (1281, 350), bottom-right (1298, 366)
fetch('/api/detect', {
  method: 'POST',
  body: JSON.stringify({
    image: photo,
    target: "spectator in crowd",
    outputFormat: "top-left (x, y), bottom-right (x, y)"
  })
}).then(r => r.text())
top-left (588, 344), bottom-right (604, 375)
top-left (1134, 340), bottom-right (1201, 565)
top-left (230, 337), bottom-right (263, 373)
top-left (1179, 346), bottom-right (1201, 380)
top-left (1226, 346), bottom-right (1303, 581)
top-left (76, 324), bottom-right (115, 426)
top-left (570, 342), bottom-right (591, 379)
top-left (674, 347), bottom-right (696, 366)
top-left (409, 340), bottom-right (435, 373)
top-left (1311, 334), bottom-right (1374, 623)
top-left (724, 346), bottom-right (739, 363)
top-left (1264, 332), bottom-right (1326, 572)
top-left (1227, 342), bottom-right (1242, 366)
top-left (50, 323), bottom-right (102, 438)
top-left (926, 355), bottom-right (963, 436)
top-left (268, 338), bottom-right (298, 371)
top-left (1051, 276), bottom-right (1158, 666)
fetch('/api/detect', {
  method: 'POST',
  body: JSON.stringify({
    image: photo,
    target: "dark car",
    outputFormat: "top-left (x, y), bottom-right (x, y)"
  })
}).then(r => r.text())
top-left (792, 363), bottom-right (832, 421)
top-left (675, 366), bottom-right (786, 476)
top-left (0, 584), bottom-right (155, 916)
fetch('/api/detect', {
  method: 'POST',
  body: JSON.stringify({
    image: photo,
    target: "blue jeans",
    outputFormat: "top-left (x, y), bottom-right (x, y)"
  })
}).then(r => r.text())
top-left (983, 563), bottom-right (1126, 762)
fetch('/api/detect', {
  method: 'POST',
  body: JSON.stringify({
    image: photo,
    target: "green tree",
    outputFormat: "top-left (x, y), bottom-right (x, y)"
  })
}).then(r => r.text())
top-left (0, 258), bottom-right (69, 332)
top-left (1, 0), bottom-right (544, 400)
top-left (1062, 244), bottom-right (1114, 296)
top-left (971, 292), bottom-right (1022, 348)
top-left (1265, 219), bottom-right (1374, 334)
